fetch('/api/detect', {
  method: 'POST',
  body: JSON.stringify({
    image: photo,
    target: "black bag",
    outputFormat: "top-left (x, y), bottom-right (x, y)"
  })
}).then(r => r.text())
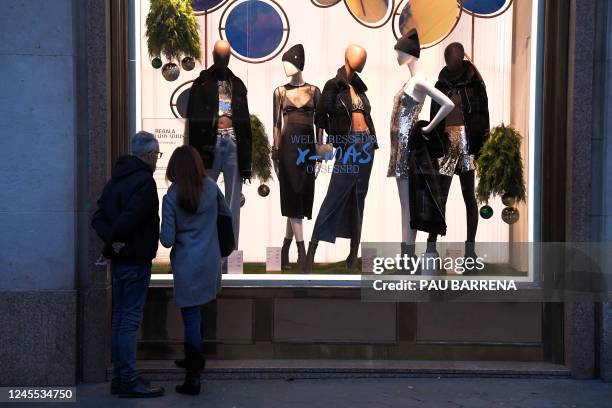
top-left (410, 120), bottom-right (449, 159)
top-left (216, 191), bottom-right (236, 257)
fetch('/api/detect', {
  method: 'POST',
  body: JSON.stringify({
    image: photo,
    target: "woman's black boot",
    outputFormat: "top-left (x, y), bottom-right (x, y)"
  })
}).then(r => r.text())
top-left (176, 343), bottom-right (205, 395)
top-left (281, 238), bottom-right (292, 270)
top-left (304, 240), bottom-right (318, 273)
top-left (346, 239), bottom-right (360, 270)
top-left (296, 241), bottom-right (307, 273)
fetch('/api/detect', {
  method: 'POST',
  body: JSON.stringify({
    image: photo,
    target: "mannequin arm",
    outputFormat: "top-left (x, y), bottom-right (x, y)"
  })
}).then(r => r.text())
top-left (414, 78), bottom-right (454, 134)
top-left (272, 87), bottom-right (282, 148)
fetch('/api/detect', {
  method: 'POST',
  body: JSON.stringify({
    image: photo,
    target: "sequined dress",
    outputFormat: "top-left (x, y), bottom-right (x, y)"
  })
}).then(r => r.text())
top-left (387, 86), bottom-right (424, 178)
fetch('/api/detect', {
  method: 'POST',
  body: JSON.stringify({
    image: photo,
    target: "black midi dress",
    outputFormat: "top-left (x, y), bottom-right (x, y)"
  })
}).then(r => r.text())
top-left (273, 83), bottom-right (321, 219)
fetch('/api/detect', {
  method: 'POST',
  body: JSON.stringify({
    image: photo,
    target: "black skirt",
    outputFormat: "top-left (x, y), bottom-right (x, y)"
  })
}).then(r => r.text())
top-left (278, 108), bottom-right (316, 219)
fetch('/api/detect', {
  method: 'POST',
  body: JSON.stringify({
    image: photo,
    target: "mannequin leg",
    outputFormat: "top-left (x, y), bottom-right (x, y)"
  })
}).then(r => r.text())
top-left (459, 170), bottom-right (478, 243)
top-left (290, 218), bottom-right (306, 273)
top-left (396, 178), bottom-right (418, 245)
top-left (289, 218), bottom-right (303, 242)
top-left (281, 219), bottom-right (293, 270)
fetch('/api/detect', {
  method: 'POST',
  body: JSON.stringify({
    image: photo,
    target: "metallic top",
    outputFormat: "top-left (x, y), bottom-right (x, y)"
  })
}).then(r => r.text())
top-left (351, 94), bottom-right (365, 113)
top-left (387, 85), bottom-right (424, 178)
top-left (218, 80), bottom-right (232, 118)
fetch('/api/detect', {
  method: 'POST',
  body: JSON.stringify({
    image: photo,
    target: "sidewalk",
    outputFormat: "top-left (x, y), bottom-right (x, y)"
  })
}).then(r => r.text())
top-left (59, 378), bottom-right (612, 407)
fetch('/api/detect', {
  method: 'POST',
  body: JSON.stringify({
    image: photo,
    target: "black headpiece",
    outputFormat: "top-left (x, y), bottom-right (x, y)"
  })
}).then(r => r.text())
top-left (282, 44), bottom-right (305, 71)
top-left (394, 29), bottom-right (420, 59)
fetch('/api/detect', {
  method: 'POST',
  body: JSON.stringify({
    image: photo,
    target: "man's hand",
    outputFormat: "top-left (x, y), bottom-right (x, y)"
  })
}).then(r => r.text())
top-left (112, 242), bottom-right (126, 254)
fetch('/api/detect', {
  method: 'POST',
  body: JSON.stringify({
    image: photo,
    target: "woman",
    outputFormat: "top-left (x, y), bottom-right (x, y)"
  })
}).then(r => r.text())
top-left (160, 145), bottom-right (232, 395)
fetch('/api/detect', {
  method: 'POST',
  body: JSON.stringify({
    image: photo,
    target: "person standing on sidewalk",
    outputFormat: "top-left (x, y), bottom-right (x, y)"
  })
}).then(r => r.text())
top-left (91, 131), bottom-right (165, 398)
top-left (160, 145), bottom-right (232, 395)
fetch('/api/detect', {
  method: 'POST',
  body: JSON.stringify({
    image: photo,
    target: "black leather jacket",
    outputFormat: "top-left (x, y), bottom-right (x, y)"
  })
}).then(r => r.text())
top-left (186, 66), bottom-right (252, 178)
top-left (315, 67), bottom-right (378, 149)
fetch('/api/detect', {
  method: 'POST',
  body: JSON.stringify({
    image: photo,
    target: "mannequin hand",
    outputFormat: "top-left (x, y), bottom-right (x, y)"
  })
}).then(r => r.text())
top-left (112, 242), bottom-right (125, 254)
top-left (421, 124), bottom-right (433, 135)
top-left (273, 159), bottom-right (280, 178)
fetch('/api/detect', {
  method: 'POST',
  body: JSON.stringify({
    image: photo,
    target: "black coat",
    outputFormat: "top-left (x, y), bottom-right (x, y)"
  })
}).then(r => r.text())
top-left (91, 155), bottom-right (160, 264)
top-left (186, 66), bottom-right (252, 178)
top-left (315, 66), bottom-right (378, 149)
top-left (430, 61), bottom-right (490, 159)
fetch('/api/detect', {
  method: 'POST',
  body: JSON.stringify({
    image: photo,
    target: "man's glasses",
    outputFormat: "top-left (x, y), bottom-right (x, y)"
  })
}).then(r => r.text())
top-left (151, 151), bottom-right (163, 159)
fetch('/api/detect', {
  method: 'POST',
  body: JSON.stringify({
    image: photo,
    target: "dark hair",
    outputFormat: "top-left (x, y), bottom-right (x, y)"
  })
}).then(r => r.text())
top-left (166, 146), bottom-right (206, 213)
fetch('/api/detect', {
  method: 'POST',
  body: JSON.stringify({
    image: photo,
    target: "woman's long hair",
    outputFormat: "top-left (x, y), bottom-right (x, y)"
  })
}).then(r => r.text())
top-left (166, 146), bottom-right (206, 213)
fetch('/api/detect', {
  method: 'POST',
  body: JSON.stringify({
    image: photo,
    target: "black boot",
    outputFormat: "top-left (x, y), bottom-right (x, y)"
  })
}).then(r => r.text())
top-left (296, 241), bottom-right (307, 273)
top-left (464, 241), bottom-right (478, 275)
top-left (346, 239), bottom-right (360, 270)
top-left (281, 238), bottom-right (292, 270)
top-left (304, 240), bottom-right (318, 273)
top-left (176, 343), bottom-right (205, 395)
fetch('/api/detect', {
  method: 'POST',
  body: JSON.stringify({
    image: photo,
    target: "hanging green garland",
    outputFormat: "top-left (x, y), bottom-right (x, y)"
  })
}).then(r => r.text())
top-left (250, 114), bottom-right (273, 188)
top-left (476, 124), bottom-right (527, 204)
top-left (145, 0), bottom-right (202, 64)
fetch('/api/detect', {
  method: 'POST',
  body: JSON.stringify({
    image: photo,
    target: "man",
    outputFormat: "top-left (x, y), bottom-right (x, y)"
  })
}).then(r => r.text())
top-left (91, 131), bottom-right (165, 398)
top-left (186, 39), bottom-right (252, 246)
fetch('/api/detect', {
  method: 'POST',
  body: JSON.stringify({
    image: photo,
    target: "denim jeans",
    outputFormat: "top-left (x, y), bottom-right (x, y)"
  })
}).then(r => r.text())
top-left (209, 127), bottom-right (242, 245)
top-left (111, 263), bottom-right (151, 382)
top-left (181, 305), bottom-right (202, 349)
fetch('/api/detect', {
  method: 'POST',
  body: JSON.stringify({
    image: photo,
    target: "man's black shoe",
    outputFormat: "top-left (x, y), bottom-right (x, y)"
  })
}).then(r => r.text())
top-left (118, 377), bottom-right (164, 398)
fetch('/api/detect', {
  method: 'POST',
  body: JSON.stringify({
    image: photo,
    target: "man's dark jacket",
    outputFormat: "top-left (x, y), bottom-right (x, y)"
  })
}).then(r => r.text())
top-left (430, 60), bottom-right (490, 159)
top-left (314, 66), bottom-right (378, 149)
top-left (91, 155), bottom-right (159, 264)
top-left (186, 66), bottom-right (252, 178)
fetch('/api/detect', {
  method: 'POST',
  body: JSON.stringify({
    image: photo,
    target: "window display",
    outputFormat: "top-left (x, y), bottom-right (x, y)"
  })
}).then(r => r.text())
top-left (133, 0), bottom-right (536, 281)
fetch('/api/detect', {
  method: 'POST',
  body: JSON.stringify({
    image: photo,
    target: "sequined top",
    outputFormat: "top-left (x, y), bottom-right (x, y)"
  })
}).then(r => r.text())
top-left (387, 85), bottom-right (424, 178)
top-left (218, 80), bottom-right (232, 118)
top-left (351, 94), bottom-right (365, 113)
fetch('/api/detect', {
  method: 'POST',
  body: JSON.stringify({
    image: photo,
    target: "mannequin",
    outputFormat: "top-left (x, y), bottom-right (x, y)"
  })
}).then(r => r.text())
top-left (386, 29), bottom-right (454, 268)
top-left (427, 42), bottom-right (490, 262)
top-left (186, 39), bottom-right (253, 248)
top-left (305, 44), bottom-right (379, 272)
top-left (272, 44), bottom-right (322, 272)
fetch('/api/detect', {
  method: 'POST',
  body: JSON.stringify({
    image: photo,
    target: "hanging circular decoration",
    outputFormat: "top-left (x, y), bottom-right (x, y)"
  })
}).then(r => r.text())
top-left (240, 193), bottom-right (246, 207)
top-left (170, 80), bottom-right (195, 118)
top-left (162, 62), bottom-right (181, 81)
top-left (462, 0), bottom-right (513, 18)
top-left (501, 206), bottom-right (519, 224)
top-left (181, 56), bottom-right (196, 71)
top-left (257, 184), bottom-right (270, 197)
top-left (344, 0), bottom-right (395, 28)
top-left (151, 57), bottom-right (163, 69)
top-left (501, 193), bottom-right (516, 207)
top-left (192, 0), bottom-right (229, 14)
top-left (219, 0), bottom-right (290, 63)
top-left (392, 0), bottom-right (462, 49)
top-left (479, 205), bottom-right (494, 219)
top-left (311, 0), bottom-right (341, 7)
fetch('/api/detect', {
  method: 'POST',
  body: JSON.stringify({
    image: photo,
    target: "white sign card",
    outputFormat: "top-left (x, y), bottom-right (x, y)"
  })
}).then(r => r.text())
top-left (266, 247), bottom-right (282, 272)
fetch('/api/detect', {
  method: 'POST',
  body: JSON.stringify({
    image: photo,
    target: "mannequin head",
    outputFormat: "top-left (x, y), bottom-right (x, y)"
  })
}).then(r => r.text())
top-left (282, 44), bottom-right (305, 77)
top-left (396, 50), bottom-right (417, 67)
top-left (344, 44), bottom-right (367, 74)
top-left (444, 42), bottom-right (465, 72)
top-left (212, 40), bottom-right (231, 70)
top-left (394, 29), bottom-right (420, 66)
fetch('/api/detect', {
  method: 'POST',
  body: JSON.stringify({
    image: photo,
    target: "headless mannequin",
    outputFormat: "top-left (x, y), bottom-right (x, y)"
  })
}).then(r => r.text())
top-left (428, 46), bottom-right (480, 253)
top-left (395, 50), bottom-right (454, 246)
top-left (212, 40), bottom-right (234, 130)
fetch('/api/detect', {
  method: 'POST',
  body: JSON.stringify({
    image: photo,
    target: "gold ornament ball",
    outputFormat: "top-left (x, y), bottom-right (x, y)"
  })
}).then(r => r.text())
top-left (502, 193), bottom-right (516, 207)
top-left (501, 207), bottom-right (520, 224)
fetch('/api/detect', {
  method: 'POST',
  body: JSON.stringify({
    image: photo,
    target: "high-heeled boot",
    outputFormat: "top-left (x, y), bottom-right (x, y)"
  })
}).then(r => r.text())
top-left (296, 241), bottom-right (307, 273)
top-left (175, 343), bottom-right (205, 395)
top-left (346, 239), bottom-right (360, 270)
top-left (304, 240), bottom-right (318, 274)
top-left (281, 238), bottom-right (292, 270)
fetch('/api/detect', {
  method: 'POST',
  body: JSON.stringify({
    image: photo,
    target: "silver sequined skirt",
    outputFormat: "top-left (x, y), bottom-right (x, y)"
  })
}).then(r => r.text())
top-left (438, 125), bottom-right (476, 176)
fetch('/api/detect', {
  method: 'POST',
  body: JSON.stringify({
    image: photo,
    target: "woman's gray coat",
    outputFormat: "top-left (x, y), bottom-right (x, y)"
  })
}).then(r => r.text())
top-left (160, 177), bottom-right (232, 308)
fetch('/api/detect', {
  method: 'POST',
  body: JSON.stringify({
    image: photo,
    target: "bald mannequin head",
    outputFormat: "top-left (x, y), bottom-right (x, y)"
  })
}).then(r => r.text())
top-left (345, 44), bottom-right (367, 74)
top-left (213, 40), bottom-right (231, 70)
